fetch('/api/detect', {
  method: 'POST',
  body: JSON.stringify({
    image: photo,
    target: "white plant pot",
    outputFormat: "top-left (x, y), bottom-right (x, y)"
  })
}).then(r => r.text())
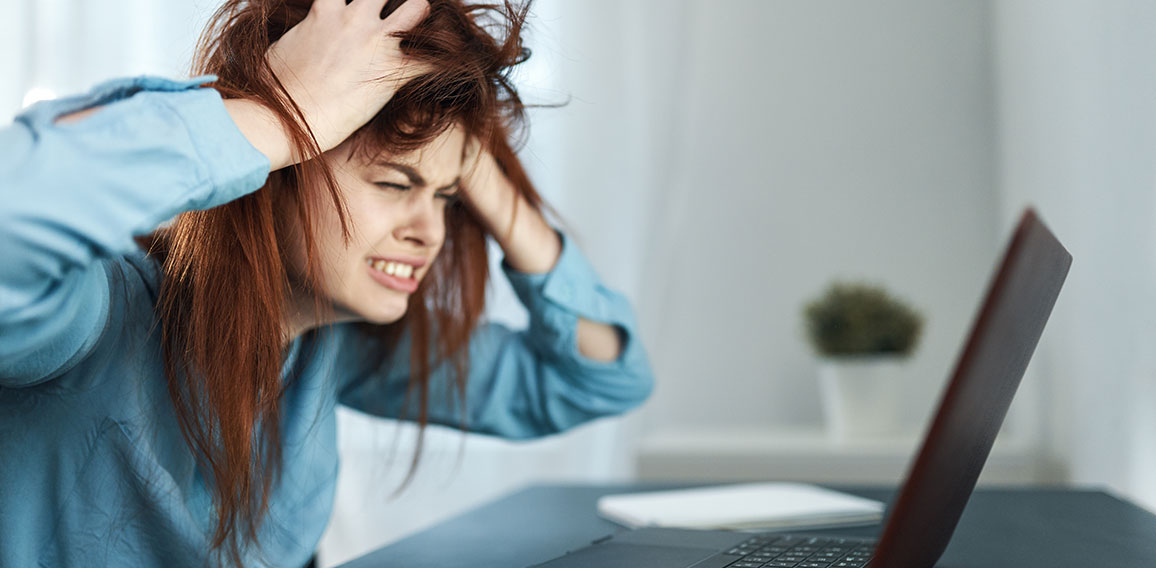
top-left (818, 356), bottom-right (906, 441)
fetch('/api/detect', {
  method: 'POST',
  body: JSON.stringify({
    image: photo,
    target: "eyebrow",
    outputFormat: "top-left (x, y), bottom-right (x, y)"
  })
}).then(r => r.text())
top-left (375, 160), bottom-right (460, 191)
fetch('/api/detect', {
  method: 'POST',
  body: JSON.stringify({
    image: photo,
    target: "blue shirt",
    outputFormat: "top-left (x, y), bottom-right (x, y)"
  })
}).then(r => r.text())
top-left (0, 76), bottom-right (653, 567)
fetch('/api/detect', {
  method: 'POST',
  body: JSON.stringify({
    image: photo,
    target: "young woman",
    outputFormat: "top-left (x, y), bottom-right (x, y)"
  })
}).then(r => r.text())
top-left (0, 0), bottom-right (653, 565)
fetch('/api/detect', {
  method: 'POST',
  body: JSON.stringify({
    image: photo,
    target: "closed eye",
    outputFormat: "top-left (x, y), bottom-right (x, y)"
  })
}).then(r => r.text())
top-left (374, 182), bottom-right (412, 191)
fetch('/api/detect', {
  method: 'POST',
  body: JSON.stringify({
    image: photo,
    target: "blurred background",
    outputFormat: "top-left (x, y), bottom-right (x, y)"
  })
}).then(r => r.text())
top-left (5, 1), bottom-right (1155, 566)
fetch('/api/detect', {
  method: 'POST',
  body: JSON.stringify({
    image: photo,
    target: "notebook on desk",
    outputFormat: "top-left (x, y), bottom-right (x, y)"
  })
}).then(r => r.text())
top-left (597, 483), bottom-right (884, 531)
top-left (534, 208), bottom-right (1071, 568)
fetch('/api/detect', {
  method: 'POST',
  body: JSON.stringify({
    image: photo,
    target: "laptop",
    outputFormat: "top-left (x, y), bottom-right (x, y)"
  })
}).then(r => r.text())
top-left (534, 208), bottom-right (1072, 568)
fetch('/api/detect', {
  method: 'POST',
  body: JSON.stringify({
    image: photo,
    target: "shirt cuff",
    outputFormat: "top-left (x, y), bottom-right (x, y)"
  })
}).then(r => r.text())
top-left (502, 232), bottom-right (608, 320)
top-left (502, 231), bottom-right (637, 365)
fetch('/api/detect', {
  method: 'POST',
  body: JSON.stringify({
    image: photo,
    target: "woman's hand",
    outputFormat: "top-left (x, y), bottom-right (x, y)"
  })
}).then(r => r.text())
top-left (268, 0), bottom-right (430, 153)
top-left (226, 0), bottom-right (430, 170)
top-left (460, 140), bottom-right (562, 274)
top-left (63, 0), bottom-right (429, 171)
top-left (461, 142), bottom-right (623, 362)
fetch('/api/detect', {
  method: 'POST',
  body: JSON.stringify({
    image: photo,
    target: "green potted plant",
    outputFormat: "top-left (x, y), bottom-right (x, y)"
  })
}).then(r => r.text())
top-left (804, 282), bottom-right (924, 440)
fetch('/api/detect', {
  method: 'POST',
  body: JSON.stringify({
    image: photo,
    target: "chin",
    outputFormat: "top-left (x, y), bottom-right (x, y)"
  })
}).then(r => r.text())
top-left (356, 302), bottom-right (409, 325)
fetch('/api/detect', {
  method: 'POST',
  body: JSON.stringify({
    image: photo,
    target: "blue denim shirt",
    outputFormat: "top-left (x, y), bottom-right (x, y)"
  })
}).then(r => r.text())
top-left (0, 76), bottom-right (653, 567)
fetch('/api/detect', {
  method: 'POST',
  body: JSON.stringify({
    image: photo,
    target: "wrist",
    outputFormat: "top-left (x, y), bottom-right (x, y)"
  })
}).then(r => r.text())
top-left (462, 148), bottom-right (561, 273)
top-left (497, 206), bottom-right (562, 274)
top-left (223, 98), bottom-right (293, 171)
top-left (55, 106), bottom-right (103, 125)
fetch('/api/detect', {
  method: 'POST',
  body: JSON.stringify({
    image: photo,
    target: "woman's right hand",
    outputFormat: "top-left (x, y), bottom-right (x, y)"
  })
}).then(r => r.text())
top-left (268, 0), bottom-right (430, 152)
top-left (226, 0), bottom-right (430, 170)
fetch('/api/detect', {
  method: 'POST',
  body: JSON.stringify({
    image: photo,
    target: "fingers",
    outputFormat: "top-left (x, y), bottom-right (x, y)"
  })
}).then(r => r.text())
top-left (342, 0), bottom-right (383, 20)
top-left (342, 0), bottom-right (425, 24)
top-left (382, 0), bottom-right (431, 32)
top-left (337, 0), bottom-right (428, 35)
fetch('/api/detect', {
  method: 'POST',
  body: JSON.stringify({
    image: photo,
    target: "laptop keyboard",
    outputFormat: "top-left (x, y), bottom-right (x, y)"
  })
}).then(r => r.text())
top-left (723, 535), bottom-right (875, 568)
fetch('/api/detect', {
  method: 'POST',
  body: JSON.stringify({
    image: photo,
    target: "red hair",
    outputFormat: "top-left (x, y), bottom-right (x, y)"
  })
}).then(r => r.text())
top-left (139, 0), bottom-right (543, 563)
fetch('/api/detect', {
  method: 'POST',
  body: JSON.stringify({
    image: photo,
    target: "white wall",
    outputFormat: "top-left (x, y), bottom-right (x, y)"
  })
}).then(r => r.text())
top-left (1, 0), bottom-right (216, 118)
top-left (992, 0), bottom-right (1156, 511)
top-left (636, 1), bottom-right (1002, 445)
top-left (0, 0), bottom-right (31, 114)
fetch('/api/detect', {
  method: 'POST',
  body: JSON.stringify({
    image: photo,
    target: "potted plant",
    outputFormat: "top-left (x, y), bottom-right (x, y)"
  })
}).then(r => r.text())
top-left (804, 283), bottom-right (924, 441)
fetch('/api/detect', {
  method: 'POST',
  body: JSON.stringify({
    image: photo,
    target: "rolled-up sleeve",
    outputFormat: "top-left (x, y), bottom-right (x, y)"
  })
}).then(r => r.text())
top-left (0, 75), bottom-right (271, 387)
top-left (338, 233), bottom-right (655, 439)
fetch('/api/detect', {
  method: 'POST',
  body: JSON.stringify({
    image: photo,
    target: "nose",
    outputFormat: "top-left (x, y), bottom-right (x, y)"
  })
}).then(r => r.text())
top-left (393, 192), bottom-right (445, 249)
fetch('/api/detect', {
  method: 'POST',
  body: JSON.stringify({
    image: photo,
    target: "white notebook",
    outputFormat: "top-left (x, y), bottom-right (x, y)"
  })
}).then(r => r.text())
top-left (596, 483), bottom-right (884, 531)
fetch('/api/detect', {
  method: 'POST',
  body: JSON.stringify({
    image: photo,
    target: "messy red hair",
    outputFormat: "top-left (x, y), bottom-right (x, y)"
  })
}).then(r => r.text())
top-left (140, 0), bottom-right (543, 564)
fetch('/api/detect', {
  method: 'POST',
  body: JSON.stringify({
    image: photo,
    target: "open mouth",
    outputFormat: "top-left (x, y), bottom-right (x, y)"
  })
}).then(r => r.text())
top-left (365, 258), bottom-right (421, 293)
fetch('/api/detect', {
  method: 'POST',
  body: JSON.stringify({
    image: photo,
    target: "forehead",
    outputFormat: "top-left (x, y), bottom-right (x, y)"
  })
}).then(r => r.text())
top-left (359, 125), bottom-right (468, 180)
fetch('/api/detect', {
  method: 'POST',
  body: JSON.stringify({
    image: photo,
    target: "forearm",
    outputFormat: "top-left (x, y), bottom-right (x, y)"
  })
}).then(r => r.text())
top-left (492, 196), bottom-right (562, 273)
top-left (498, 206), bottom-right (624, 362)
top-left (58, 98), bottom-right (292, 171)
top-left (9, 78), bottom-right (269, 268)
top-left (2, 78), bottom-right (271, 384)
top-left (468, 164), bottom-right (623, 363)
top-left (506, 220), bottom-right (622, 362)
top-left (222, 98), bottom-right (295, 171)
top-left (499, 207), bottom-right (624, 362)
top-left (576, 318), bottom-right (625, 363)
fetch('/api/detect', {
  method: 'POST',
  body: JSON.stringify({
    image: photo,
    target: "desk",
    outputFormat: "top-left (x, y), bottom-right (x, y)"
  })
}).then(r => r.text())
top-left (337, 483), bottom-right (1156, 567)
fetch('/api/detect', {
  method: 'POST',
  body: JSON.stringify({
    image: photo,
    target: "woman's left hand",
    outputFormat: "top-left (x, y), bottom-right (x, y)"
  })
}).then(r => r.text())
top-left (460, 139), bottom-right (624, 362)
top-left (457, 140), bottom-right (507, 232)
top-left (459, 139), bottom-right (561, 274)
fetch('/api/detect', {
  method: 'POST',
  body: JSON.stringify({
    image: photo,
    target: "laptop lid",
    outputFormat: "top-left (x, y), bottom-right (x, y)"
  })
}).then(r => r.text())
top-left (871, 208), bottom-right (1072, 567)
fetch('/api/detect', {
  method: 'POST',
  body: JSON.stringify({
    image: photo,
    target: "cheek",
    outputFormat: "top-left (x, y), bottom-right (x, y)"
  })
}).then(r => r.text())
top-left (285, 191), bottom-right (366, 287)
top-left (303, 201), bottom-right (351, 276)
top-left (433, 210), bottom-right (449, 246)
top-left (325, 198), bottom-right (401, 279)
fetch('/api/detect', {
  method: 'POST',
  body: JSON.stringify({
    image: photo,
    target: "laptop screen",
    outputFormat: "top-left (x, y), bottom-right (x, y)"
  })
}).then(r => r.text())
top-left (871, 209), bottom-right (1072, 567)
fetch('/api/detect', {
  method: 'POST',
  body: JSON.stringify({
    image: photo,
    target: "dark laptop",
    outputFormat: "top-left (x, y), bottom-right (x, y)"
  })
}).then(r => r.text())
top-left (535, 208), bottom-right (1072, 568)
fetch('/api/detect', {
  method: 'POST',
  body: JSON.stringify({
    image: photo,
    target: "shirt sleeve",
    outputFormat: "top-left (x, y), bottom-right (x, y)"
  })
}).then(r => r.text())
top-left (0, 75), bottom-right (271, 387)
top-left (337, 233), bottom-right (655, 439)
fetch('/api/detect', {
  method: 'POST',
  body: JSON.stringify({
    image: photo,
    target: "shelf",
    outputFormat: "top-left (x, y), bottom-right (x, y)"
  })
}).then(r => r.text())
top-left (636, 428), bottom-right (1043, 485)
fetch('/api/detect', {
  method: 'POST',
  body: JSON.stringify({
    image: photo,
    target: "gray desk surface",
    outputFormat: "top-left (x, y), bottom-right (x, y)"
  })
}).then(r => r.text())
top-left (338, 483), bottom-right (1156, 568)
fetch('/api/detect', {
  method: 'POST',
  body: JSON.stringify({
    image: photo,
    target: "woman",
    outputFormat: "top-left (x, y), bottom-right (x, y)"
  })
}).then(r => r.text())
top-left (0, 0), bottom-right (653, 565)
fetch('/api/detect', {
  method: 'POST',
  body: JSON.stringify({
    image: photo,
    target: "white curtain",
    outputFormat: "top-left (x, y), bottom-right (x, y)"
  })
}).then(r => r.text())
top-left (993, 0), bottom-right (1156, 511)
top-left (1, 0), bottom-right (215, 116)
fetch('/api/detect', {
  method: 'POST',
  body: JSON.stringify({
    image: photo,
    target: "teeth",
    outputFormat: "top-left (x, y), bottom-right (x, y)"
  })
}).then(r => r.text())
top-left (369, 259), bottom-right (416, 279)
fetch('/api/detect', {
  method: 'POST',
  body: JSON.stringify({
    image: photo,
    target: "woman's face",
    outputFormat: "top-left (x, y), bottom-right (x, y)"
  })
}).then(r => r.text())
top-left (288, 125), bottom-right (467, 325)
